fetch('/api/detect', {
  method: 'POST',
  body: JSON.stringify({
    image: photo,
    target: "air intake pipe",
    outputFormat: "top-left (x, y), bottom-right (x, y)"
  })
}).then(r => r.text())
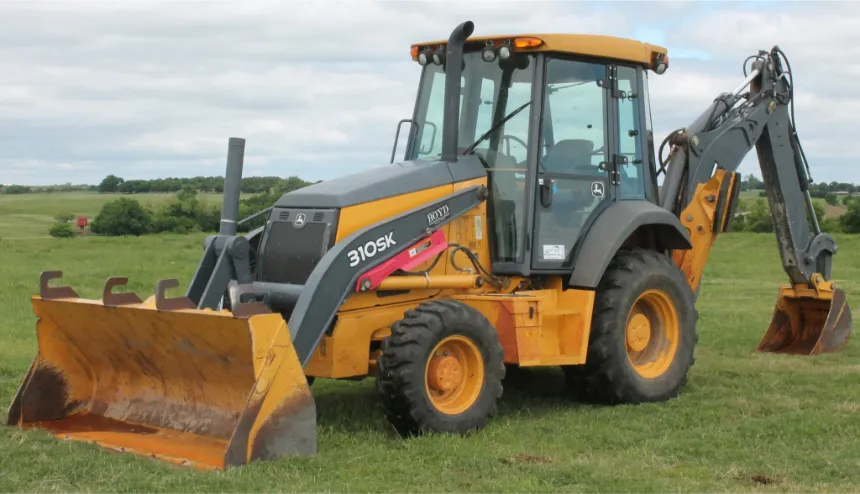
top-left (440, 20), bottom-right (474, 163)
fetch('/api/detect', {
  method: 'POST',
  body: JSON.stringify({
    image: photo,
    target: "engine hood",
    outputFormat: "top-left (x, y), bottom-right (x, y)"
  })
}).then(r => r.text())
top-left (274, 155), bottom-right (487, 209)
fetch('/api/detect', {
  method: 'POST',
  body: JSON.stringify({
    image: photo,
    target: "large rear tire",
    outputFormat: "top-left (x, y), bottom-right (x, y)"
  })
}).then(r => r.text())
top-left (563, 248), bottom-right (698, 404)
top-left (375, 299), bottom-right (505, 437)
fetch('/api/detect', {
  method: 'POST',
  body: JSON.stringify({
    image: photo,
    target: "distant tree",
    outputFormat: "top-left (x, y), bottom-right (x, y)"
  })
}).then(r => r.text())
top-left (745, 199), bottom-right (774, 233)
top-left (742, 174), bottom-right (765, 191)
top-left (824, 193), bottom-right (839, 206)
top-left (90, 197), bottom-right (154, 236)
top-left (54, 213), bottom-right (75, 223)
top-left (3, 185), bottom-right (32, 194)
top-left (840, 200), bottom-right (860, 234)
top-left (98, 175), bottom-right (125, 193)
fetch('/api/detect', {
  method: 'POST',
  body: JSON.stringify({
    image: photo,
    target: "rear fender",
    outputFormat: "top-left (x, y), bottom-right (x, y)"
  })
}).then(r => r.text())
top-left (568, 200), bottom-right (692, 289)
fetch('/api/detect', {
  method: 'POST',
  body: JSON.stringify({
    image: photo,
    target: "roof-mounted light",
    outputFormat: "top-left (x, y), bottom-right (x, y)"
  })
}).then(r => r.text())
top-left (513, 37), bottom-right (544, 49)
top-left (432, 45), bottom-right (445, 65)
top-left (499, 39), bottom-right (512, 60)
top-left (652, 52), bottom-right (669, 75)
top-left (410, 45), bottom-right (419, 58)
top-left (481, 40), bottom-right (496, 62)
top-left (418, 49), bottom-right (429, 66)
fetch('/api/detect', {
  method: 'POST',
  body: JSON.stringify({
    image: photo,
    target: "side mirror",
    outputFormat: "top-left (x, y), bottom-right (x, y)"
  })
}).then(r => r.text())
top-left (539, 177), bottom-right (554, 208)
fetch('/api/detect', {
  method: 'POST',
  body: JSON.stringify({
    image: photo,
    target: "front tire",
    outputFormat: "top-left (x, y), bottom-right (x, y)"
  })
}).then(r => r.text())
top-left (375, 299), bottom-right (505, 437)
top-left (564, 248), bottom-right (698, 404)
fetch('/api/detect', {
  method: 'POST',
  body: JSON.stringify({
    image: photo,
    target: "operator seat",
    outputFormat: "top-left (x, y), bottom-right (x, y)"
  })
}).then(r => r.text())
top-left (542, 139), bottom-right (595, 174)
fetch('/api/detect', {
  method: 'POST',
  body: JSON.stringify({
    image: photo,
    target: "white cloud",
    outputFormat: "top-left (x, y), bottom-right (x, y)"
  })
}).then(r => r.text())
top-left (0, 0), bottom-right (857, 186)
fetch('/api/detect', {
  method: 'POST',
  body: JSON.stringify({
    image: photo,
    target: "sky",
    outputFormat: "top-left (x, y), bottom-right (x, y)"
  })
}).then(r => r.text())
top-left (1, 0), bottom-right (858, 186)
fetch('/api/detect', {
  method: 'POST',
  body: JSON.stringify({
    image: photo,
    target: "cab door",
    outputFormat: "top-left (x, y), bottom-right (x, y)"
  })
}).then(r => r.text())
top-left (614, 65), bottom-right (650, 201)
top-left (530, 56), bottom-right (613, 271)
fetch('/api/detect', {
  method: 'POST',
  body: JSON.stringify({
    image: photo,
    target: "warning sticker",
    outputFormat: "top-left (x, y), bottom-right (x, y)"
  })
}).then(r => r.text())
top-left (542, 244), bottom-right (565, 260)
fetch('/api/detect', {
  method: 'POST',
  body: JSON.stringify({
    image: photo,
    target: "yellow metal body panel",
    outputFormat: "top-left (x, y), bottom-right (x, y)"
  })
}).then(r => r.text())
top-left (411, 33), bottom-right (667, 67)
top-left (306, 276), bottom-right (596, 378)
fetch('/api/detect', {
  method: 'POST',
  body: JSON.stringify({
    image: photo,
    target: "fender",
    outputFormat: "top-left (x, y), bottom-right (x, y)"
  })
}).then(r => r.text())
top-left (568, 200), bottom-right (692, 289)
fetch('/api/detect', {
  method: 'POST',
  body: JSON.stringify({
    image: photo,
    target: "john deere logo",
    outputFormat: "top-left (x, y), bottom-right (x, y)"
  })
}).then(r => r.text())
top-left (293, 213), bottom-right (307, 228)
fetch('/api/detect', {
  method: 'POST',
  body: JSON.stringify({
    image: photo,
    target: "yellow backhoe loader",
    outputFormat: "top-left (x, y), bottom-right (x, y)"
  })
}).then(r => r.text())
top-left (8, 21), bottom-right (852, 470)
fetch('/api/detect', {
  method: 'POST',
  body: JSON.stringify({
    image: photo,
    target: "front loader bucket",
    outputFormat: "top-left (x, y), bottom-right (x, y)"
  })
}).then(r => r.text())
top-left (757, 283), bottom-right (852, 355)
top-left (6, 272), bottom-right (316, 470)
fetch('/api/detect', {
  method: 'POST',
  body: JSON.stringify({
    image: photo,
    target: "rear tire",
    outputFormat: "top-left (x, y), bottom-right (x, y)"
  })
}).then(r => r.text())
top-left (375, 299), bottom-right (505, 437)
top-left (563, 248), bottom-right (698, 404)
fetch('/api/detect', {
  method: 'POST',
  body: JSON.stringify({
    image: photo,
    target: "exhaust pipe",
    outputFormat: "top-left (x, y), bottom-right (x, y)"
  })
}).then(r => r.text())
top-left (220, 137), bottom-right (246, 236)
top-left (440, 20), bottom-right (474, 163)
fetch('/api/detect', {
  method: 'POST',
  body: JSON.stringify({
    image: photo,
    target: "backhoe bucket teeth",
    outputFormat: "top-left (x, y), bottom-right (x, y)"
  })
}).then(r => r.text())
top-left (757, 284), bottom-right (852, 355)
top-left (6, 272), bottom-right (316, 470)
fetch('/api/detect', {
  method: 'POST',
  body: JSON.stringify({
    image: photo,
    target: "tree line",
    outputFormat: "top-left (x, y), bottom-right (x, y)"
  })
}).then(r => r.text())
top-left (3, 174), bottom-right (315, 195)
top-left (49, 177), bottom-right (313, 238)
top-left (95, 174), bottom-right (314, 195)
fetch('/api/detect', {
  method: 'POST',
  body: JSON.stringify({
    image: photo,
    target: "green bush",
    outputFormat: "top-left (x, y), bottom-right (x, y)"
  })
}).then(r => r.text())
top-left (90, 197), bottom-right (154, 236)
top-left (49, 222), bottom-right (77, 238)
top-left (840, 200), bottom-right (860, 234)
top-left (824, 193), bottom-right (839, 206)
top-left (152, 188), bottom-right (222, 234)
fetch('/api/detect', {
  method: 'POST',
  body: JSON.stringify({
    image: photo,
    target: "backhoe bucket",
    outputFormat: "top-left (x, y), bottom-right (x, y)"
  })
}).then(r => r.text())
top-left (6, 272), bottom-right (316, 470)
top-left (757, 283), bottom-right (852, 355)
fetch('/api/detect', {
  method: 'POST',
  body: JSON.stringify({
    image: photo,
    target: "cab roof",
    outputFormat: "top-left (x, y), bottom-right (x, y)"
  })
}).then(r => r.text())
top-left (411, 33), bottom-right (668, 69)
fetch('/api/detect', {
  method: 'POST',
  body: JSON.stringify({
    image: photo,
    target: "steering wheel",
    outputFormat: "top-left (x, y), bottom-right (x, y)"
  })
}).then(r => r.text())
top-left (501, 134), bottom-right (528, 157)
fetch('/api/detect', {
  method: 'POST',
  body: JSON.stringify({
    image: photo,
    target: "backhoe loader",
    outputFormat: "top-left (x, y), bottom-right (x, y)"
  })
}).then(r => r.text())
top-left (8, 21), bottom-right (852, 470)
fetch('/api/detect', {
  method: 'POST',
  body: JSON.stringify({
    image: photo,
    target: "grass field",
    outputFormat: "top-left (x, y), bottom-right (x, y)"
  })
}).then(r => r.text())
top-left (1, 212), bottom-right (859, 491)
top-left (0, 192), bottom-right (225, 239)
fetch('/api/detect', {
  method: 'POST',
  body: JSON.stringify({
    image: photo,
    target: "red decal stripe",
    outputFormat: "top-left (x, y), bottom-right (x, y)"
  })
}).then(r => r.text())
top-left (356, 230), bottom-right (448, 291)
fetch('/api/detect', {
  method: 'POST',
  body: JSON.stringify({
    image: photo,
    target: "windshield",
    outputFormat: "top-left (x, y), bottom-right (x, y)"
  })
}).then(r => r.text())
top-left (411, 51), bottom-right (536, 169)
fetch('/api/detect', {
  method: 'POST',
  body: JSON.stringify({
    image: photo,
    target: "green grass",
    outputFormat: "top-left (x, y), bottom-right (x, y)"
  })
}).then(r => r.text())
top-left (1, 231), bottom-right (860, 491)
top-left (0, 192), bottom-right (225, 239)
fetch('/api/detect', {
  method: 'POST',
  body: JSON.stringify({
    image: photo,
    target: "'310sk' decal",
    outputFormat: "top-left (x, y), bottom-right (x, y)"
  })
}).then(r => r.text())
top-left (347, 232), bottom-right (397, 267)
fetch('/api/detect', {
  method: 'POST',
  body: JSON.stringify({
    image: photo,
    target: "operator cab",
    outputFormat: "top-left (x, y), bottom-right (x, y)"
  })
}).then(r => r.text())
top-left (403, 35), bottom-right (667, 276)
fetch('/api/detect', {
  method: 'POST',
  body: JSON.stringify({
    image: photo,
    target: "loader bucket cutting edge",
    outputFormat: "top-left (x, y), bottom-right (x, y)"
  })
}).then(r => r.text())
top-left (757, 284), bottom-right (852, 355)
top-left (6, 294), bottom-right (316, 470)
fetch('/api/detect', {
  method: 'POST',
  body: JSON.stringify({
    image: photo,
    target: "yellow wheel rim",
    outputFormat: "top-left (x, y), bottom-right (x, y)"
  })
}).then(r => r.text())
top-left (424, 335), bottom-right (485, 415)
top-left (625, 289), bottom-right (680, 378)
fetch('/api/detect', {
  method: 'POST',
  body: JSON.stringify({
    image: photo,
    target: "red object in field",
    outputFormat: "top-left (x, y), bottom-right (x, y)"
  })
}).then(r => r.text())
top-left (76, 216), bottom-right (88, 231)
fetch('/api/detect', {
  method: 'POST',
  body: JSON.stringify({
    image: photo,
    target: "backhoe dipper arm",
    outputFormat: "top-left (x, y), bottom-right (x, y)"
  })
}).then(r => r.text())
top-left (659, 47), bottom-right (851, 356)
top-left (660, 46), bottom-right (835, 290)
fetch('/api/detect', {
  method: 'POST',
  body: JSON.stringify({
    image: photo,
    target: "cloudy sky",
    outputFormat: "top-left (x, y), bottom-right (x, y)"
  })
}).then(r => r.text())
top-left (1, 0), bottom-right (858, 186)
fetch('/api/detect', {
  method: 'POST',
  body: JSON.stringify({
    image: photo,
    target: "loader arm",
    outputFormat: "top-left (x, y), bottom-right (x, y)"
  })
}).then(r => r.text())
top-left (659, 46), bottom-right (851, 354)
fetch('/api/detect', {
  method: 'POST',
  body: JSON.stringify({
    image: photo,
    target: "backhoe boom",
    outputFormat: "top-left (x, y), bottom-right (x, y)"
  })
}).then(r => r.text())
top-left (660, 46), bottom-right (851, 354)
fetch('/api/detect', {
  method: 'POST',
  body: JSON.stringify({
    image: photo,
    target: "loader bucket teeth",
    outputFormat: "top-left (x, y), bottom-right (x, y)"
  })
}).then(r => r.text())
top-left (6, 276), bottom-right (316, 470)
top-left (757, 284), bottom-right (852, 355)
top-left (39, 270), bottom-right (79, 300)
top-left (102, 277), bottom-right (142, 306)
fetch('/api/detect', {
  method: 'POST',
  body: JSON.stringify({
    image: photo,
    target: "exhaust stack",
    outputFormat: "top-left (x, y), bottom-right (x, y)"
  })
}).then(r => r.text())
top-left (219, 137), bottom-right (246, 236)
top-left (440, 20), bottom-right (474, 163)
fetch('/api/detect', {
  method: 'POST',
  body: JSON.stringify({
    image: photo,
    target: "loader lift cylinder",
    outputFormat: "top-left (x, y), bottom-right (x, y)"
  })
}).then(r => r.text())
top-left (220, 137), bottom-right (246, 236)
